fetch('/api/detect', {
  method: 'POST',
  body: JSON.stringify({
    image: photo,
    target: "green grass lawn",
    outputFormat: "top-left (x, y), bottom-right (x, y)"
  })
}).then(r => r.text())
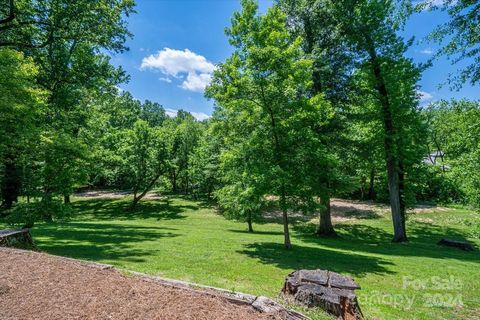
top-left (3, 195), bottom-right (480, 319)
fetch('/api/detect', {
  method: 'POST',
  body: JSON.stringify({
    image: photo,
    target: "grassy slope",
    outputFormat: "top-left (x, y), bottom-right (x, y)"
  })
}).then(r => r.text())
top-left (5, 196), bottom-right (480, 320)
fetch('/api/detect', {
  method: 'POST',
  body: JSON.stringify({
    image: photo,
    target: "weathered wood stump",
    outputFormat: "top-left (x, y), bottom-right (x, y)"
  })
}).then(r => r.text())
top-left (282, 269), bottom-right (363, 320)
top-left (0, 229), bottom-right (35, 249)
top-left (437, 238), bottom-right (474, 251)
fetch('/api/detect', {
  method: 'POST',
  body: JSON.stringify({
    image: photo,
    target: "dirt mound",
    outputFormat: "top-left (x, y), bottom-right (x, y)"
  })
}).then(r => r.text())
top-left (0, 248), bottom-right (279, 320)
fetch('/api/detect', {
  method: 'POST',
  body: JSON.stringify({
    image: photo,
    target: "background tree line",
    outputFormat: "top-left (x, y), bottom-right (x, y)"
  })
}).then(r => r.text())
top-left (1, 0), bottom-right (479, 248)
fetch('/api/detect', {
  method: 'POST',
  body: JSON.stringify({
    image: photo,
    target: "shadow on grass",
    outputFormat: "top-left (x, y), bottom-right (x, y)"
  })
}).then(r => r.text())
top-left (171, 193), bottom-right (218, 210)
top-left (32, 222), bottom-right (178, 263)
top-left (238, 241), bottom-right (394, 276)
top-left (71, 198), bottom-right (199, 221)
top-left (292, 221), bottom-right (480, 262)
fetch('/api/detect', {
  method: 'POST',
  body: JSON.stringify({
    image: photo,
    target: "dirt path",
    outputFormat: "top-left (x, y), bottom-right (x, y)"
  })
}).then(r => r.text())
top-left (0, 248), bottom-right (278, 320)
top-left (330, 198), bottom-right (448, 221)
top-left (75, 190), bottom-right (164, 200)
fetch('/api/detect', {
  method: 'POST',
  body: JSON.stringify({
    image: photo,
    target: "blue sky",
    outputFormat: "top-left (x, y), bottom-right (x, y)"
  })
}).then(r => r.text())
top-left (112, 0), bottom-right (478, 119)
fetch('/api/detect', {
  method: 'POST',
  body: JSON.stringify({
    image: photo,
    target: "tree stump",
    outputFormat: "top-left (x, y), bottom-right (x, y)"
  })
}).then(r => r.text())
top-left (0, 229), bottom-right (35, 249)
top-left (437, 238), bottom-right (474, 251)
top-left (282, 269), bottom-right (363, 320)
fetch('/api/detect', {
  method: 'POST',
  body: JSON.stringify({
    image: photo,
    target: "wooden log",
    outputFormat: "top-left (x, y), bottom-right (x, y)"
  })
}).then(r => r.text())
top-left (0, 229), bottom-right (35, 249)
top-left (437, 238), bottom-right (474, 251)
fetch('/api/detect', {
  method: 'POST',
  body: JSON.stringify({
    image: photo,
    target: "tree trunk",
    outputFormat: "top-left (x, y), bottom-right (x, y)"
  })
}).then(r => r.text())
top-left (368, 168), bottom-right (375, 200)
top-left (64, 194), bottom-right (70, 204)
top-left (130, 195), bottom-right (140, 209)
top-left (280, 191), bottom-right (292, 249)
top-left (1, 154), bottom-right (21, 210)
top-left (398, 162), bottom-right (407, 238)
top-left (171, 171), bottom-right (177, 192)
top-left (316, 195), bottom-right (337, 237)
top-left (247, 212), bottom-right (254, 233)
top-left (366, 39), bottom-right (407, 243)
top-left (263, 91), bottom-right (291, 249)
top-left (360, 176), bottom-right (366, 200)
top-left (129, 174), bottom-right (161, 210)
top-left (41, 193), bottom-right (54, 222)
top-left (384, 131), bottom-right (406, 242)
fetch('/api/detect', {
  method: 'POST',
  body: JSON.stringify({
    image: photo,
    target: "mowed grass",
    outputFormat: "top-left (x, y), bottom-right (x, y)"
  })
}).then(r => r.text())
top-left (4, 195), bottom-right (480, 319)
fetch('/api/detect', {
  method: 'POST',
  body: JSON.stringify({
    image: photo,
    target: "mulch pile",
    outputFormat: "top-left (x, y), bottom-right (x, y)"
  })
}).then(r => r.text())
top-left (0, 248), bottom-right (279, 320)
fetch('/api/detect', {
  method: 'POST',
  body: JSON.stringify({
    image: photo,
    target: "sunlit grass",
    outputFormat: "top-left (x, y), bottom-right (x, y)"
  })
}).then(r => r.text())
top-left (2, 196), bottom-right (479, 320)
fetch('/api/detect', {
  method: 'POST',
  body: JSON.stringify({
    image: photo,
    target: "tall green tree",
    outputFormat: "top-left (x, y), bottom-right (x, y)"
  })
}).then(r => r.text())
top-left (330, 0), bottom-right (424, 242)
top-left (164, 111), bottom-right (202, 194)
top-left (0, 48), bottom-right (45, 209)
top-left (215, 143), bottom-right (265, 233)
top-left (278, 0), bottom-right (356, 237)
top-left (207, 0), bottom-right (335, 248)
top-left (189, 123), bottom-right (221, 199)
top-left (121, 120), bottom-right (169, 209)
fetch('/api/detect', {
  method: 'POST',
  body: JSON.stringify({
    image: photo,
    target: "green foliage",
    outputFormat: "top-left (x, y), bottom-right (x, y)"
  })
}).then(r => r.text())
top-left (164, 111), bottom-right (202, 193)
top-left (0, 48), bottom-right (45, 208)
top-left (41, 132), bottom-right (90, 197)
top-left (425, 99), bottom-right (480, 208)
top-left (5, 198), bottom-right (72, 228)
top-left (0, 0), bottom-right (135, 209)
top-left (120, 120), bottom-right (169, 196)
top-left (409, 164), bottom-right (462, 204)
top-left (188, 125), bottom-right (221, 198)
top-left (0, 0), bottom-right (135, 52)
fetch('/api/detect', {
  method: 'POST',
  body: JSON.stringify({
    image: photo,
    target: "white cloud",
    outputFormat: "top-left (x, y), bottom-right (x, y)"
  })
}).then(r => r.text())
top-left (141, 48), bottom-right (215, 92)
top-left (180, 73), bottom-right (212, 92)
top-left (190, 111), bottom-right (211, 121)
top-left (420, 48), bottom-right (433, 55)
top-left (164, 108), bottom-right (211, 121)
top-left (165, 108), bottom-right (178, 118)
top-left (417, 90), bottom-right (434, 102)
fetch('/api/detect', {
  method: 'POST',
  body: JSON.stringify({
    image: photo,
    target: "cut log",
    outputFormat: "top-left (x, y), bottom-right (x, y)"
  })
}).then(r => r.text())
top-left (437, 238), bottom-right (474, 251)
top-left (0, 229), bottom-right (35, 249)
top-left (282, 269), bottom-right (363, 320)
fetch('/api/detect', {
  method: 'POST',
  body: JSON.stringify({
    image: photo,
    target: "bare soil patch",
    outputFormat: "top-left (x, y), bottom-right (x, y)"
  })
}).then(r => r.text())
top-left (330, 199), bottom-right (449, 221)
top-left (330, 199), bottom-right (387, 222)
top-left (0, 248), bottom-right (279, 320)
top-left (264, 198), bottom-right (448, 223)
top-left (75, 190), bottom-right (163, 200)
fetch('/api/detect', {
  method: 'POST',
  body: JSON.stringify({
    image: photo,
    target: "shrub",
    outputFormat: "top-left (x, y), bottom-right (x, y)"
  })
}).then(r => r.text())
top-left (4, 198), bottom-right (72, 228)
